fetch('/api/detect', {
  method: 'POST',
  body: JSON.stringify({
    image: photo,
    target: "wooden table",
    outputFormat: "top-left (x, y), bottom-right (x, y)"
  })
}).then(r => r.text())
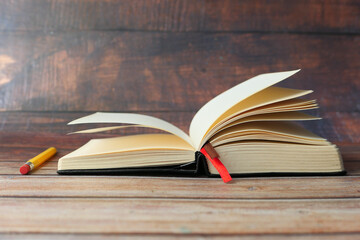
top-left (1, 1), bottom-right (360, 239)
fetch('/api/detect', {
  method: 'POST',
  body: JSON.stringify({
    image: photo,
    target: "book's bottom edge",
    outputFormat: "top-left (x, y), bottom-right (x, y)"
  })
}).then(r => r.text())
top-left (57, 168), bottom-right (198, 177)
top-left (208, 171), bottom-right (347, 178)
top-left (57, 169), bottom-right (347, 178)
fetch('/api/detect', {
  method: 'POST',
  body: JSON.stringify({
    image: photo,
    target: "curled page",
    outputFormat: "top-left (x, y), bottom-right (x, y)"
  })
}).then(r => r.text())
top-left (189, 69), bottom-right (301, 150)
top-left (68, 112), bottom-right (194, 148)
top-left (68, 125), bottom-right (145, 134)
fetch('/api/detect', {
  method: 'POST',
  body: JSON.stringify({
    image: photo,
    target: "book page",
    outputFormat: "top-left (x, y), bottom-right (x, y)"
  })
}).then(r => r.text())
top-left (202, 100), bottom-right (319, 146)
top-left (210, 121), bottom-right (329, 147)
top-left (61, 134), bottom-right (195, 159)
top-left (210, 142), bottom-right (342, 174)
top-left (69, 125), bottom-right (147, 134)
top-left (189, 69), bottom-right (301, 150)
top-left (199, 87), bottom-right (313, 143)
top-left (212, 87), bottom-right (313, 126)
top-left (68, 112), bottom-right (194, 147)
top-left (219, 111), bottom-right (320, 129)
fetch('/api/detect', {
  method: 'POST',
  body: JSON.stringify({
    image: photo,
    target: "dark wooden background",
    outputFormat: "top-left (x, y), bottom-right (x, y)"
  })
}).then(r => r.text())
top-left (1, 0), bottom-right (360, 239)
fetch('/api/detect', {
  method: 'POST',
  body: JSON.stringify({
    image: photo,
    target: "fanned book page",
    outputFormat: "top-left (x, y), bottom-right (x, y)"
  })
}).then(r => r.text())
top-left (68, 112), bottom-right (194, 148)
top-left (68, 70), bottom-right (308, 149)
top-left (189, 69), bottom-right (301, 150)
top-left (198, 86), bottom-right (317, 147)
top-left (58, 69), bottom-right (344, 178)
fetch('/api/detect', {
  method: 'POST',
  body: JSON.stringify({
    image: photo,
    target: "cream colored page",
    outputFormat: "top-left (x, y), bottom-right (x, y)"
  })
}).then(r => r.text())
top-left (61, 134), bottom-right (195, 159)
top-left (224, 112), bottom-right (320, 126)
top-left (200, 87), bottom-right (313, 142)
top-left (69, 125), bottom-right (145, 134)
top-left (211, 121), bottom-right (327, 142)
top-left (214, 87), bottom-right (313, 125)
top-left (202, 101), bottom-right (318, 146)
top-left (68, 112), bottom-right (194, 147)
top-left (189, 69), bottom-right (301, 150)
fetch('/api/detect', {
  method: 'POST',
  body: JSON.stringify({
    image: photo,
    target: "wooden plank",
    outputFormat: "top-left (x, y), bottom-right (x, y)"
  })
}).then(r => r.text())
top-left (0, 111), bottom-right (358, 175)
top-left (0, 162), bottom-right (57, 175)
top-left (2, 175), bottom-right (360, 199)
top-left (1, 233), bottom-right (360, 240)
top-left (0, 132), bottom-right (92, 151)
top-left (0, 136), bottom-right (359, 175)
top-left (0, 111), bottom-right (193, 133)
top-left (0, 0), bottom-right (359, 33)
top-left (1, 149), bottom-right (359, 176)
top-left (0, 32), bottom-right (359, 112)
top-left (1, 147), bottom-right (359, 175)
top-left (3, 160), bottom-right (359, 176)
top-left (1, 198), bottom-right (360, 234)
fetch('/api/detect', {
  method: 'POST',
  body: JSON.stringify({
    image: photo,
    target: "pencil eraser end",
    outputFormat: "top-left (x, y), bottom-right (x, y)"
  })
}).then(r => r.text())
top-left (20, 164), bottom-right (30, 175)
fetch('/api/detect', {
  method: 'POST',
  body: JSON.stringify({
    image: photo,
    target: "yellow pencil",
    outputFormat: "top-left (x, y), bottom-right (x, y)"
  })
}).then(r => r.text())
top-left (20, 147), bottom-right (57, 175)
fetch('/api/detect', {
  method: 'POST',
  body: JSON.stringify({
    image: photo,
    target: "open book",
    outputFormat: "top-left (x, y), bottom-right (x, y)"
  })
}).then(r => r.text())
top-left (58, 70), bottom-right (344, 180)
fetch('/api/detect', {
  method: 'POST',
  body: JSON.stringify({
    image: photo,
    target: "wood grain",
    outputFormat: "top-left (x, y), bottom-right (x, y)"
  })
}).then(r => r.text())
top-left (0, 32), bottom-right (359, 112)
top-left (0, 111), bottom-right (193, 133)
top-left (2, 175), bottom-right (360, 199)
top-left (0, 0), bottom-right (359, 237)
top-left (0, 0), bottom-right (359, 33)
top-left (2, 233), bottom-right (360, 240)
top-left (1, 198), bottom-right (360, 234)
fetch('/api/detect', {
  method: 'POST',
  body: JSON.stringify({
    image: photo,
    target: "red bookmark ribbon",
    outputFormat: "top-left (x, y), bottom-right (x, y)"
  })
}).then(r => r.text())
top-left (201, 144), bottom-right (232, 183)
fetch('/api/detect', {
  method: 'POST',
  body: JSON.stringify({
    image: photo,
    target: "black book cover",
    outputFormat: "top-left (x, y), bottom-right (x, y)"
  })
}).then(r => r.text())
top-left (57, 151), bottom-right (205, 177)
top-left (57, 151), bottom-right (346, 177)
